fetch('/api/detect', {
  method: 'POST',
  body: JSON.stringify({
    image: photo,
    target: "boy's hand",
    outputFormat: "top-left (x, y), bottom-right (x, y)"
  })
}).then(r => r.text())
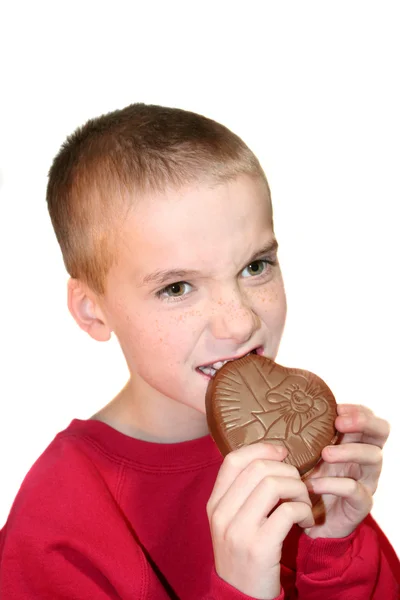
top-left (207, 443), bottom-right (314, 600)
top-left (304, 403), bottom-right (390, 539)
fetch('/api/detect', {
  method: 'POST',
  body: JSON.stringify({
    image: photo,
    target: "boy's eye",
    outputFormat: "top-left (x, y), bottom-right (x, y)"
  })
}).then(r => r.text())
top-left (242, 259), bottom-right (269, 278)
top-left (157, 282), bottom-right (193, 299)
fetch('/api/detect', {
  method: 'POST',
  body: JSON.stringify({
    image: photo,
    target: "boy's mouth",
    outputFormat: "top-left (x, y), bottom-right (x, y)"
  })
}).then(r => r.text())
top-left (196, 347), bottom-right (263, 379)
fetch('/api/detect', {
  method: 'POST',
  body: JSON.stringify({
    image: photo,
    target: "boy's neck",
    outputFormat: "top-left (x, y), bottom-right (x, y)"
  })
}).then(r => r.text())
top-left (90, 379), bottom-right (210, 443)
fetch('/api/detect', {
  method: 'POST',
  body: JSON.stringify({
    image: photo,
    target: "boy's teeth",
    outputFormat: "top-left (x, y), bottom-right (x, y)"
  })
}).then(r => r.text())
top-left (212, 360), bottom-right (226, 370)
top-left (199, 351), bottom-right (254, 375)
top-left (200, 366), bottom-right (217, 377)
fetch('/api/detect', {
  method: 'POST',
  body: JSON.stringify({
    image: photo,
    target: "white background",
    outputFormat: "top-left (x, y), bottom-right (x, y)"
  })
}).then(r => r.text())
top-left (1, 0), bottom-right (399, 559)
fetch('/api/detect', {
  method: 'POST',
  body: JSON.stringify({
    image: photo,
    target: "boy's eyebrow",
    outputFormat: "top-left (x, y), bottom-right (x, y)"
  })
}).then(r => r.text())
top-left (248, 239), bottom-right (279, 261)
top-left (141, 268), bottom-right (203, 287)
top-left (140, 239), bottom-right (279, 287)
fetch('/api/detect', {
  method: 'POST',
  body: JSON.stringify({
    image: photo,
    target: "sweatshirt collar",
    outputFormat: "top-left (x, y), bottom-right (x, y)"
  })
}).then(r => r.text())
top-left (61, 419), bottom-right (223, 470)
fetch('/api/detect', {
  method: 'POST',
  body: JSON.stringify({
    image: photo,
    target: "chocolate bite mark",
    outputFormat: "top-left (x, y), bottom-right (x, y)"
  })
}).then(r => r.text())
top-left (206, 354), bottom-right (338, 477)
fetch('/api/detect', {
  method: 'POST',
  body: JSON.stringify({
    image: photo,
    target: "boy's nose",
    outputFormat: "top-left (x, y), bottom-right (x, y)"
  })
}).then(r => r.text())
top-left (209, 295), bottom-right (261, 344)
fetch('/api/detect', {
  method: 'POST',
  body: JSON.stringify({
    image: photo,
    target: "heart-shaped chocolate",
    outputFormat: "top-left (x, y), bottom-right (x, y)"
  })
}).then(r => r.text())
top-left (206, 354), bottom-right (338, 477)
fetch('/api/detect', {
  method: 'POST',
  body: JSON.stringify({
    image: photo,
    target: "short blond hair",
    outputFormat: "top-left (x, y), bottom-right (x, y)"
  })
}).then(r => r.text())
top-left (46, 103), bottom-right (268, 296)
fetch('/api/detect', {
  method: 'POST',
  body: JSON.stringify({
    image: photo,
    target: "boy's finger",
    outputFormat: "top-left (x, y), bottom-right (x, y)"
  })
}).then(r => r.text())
top-left (238, 476), bottom-right (312, 524)
top-left (304, 476), bottom-right (372, 513)
top-left (322, 442), bottom-right (382, 494)
top-left (208, 443), bottom-right (288, 511)
top-left (215, 475), bottom-right (310, 536)
top-left (322, 442), bottom-right (382, 466)
top-left (210, 460), bottom-right (301, 528)
top-left (335, 411), bottom-right (390, 449)
top-left (260, 501), bottom-right (315, 543)
top-left (337, 403), bottom-right (374, 416)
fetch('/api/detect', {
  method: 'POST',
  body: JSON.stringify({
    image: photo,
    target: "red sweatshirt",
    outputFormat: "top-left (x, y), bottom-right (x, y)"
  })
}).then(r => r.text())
top-left (0, 418), bottom-right (399, 599)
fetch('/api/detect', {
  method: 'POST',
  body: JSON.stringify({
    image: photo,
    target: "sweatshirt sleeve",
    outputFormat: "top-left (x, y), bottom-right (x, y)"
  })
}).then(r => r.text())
top-left (295, 515), bottom-right (400, 599)
top-left (205, 568), bottom-right (284, 600)
top-left (0, 443), bottom-right (170, 600)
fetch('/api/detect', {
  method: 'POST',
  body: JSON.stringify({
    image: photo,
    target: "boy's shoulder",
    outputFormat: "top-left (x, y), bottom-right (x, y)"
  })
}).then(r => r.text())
top-left (8, 418), bottom-right (221, 525)
top-left (0, 420), bottom-right (163, 598)
top-left (6, 420), bottom-right (121, 528)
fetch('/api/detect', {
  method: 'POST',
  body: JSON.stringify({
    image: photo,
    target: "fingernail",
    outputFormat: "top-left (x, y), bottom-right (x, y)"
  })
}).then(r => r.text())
top-left (274, 445), bottom-right (285, 454)
top-left (341, 416), bottom-right (353, 426)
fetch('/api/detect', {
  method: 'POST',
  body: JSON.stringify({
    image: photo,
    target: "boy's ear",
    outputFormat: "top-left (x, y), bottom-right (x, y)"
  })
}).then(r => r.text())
top-left (67, 278), bottom-right (112, 342)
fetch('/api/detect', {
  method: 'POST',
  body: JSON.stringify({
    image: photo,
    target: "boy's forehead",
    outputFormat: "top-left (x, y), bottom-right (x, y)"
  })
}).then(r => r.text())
top-left (122, 175), bottom-right (271, 233)
top-left (117, 175), bottom-right (274, 275)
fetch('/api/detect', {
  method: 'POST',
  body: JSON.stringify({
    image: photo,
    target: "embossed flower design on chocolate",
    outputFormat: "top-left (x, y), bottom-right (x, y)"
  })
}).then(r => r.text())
top-left (262, 374), bottom-right (328, 436)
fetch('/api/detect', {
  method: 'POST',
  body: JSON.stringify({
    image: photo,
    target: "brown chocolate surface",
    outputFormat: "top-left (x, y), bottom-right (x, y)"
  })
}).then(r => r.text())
top-left (206, 354), bottom-right (338, 477)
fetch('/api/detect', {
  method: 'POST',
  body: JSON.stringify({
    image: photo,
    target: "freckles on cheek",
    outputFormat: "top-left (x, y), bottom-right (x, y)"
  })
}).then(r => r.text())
top-left (166, 310), bottom-right (203, 353)
top-left (253, 287), bottom-right (280, 306)
top-left (126, 306), bottom-right (204, 367)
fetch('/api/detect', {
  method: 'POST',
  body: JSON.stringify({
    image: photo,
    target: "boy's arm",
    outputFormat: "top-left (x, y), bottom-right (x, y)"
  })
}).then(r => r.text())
top-left (0, 441), bottom-right (283, 600)
top-left (295, 515), bottom-right (400, 598)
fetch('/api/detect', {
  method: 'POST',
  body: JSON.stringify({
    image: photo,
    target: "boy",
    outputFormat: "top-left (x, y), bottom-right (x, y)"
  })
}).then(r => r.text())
top-left (0, 103), bottom-right (398, 599)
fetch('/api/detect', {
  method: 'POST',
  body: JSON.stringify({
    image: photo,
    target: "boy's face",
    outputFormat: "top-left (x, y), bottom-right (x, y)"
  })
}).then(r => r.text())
top-left (90, 174), bottom-right (287, 435)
